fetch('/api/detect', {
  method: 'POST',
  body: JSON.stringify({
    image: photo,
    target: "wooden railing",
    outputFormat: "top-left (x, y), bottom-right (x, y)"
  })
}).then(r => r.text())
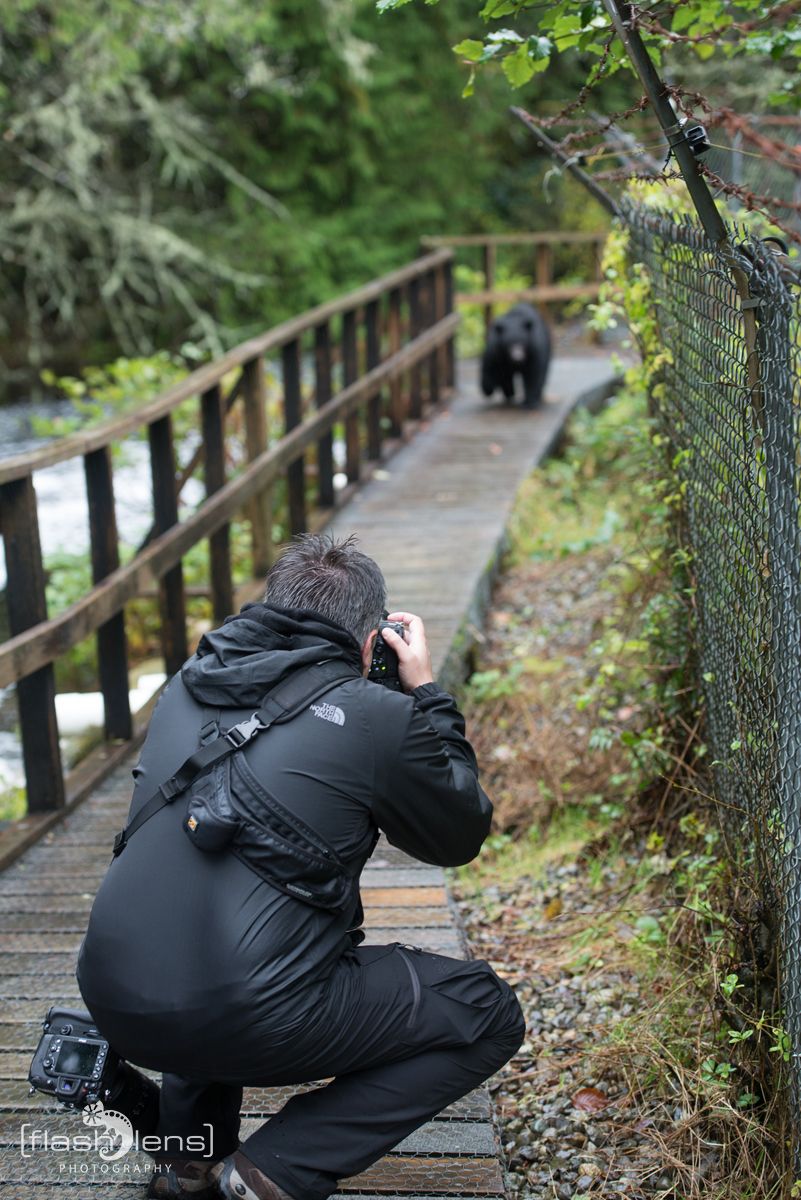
top-left (420, 231), bottom-right (606, 331)
top-left (0, 250), bottom-right (455, 825)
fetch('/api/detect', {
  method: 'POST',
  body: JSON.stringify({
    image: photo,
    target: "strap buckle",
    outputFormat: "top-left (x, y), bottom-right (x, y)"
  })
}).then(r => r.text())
top-left (224, 713), bottom-right (266, 747)
top-left (159, 778), bottom-right (184, 803)
top-left (112, 830), bottom-right (126, 857)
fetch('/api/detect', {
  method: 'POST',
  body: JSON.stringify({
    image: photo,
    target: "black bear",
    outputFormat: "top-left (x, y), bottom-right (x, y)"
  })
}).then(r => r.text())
top-left (480, 302), bottom-right (552, 409)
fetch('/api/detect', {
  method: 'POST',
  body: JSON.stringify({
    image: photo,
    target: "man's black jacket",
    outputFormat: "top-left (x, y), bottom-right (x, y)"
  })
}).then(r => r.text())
top-left (76, 603), bottom-right (493, 1072)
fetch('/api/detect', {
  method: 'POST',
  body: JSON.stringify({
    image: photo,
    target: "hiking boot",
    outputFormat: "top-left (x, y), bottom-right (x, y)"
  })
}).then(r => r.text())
top-left (211, 1149), bottom-right (298, 1200)
top-left (146, 1157), bottom-right (222, 1198)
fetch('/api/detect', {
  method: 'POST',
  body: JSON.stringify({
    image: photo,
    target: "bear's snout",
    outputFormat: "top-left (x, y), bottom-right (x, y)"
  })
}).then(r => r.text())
top-left (508, 343), bottom-right (527, 363)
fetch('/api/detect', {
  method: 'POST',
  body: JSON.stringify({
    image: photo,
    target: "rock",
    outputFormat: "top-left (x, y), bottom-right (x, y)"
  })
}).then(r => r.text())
top-left (579, 1160), bottom-right (603, 1176)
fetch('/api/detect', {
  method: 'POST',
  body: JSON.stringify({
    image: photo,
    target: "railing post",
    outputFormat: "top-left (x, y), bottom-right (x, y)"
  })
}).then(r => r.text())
top-left (201, 384), bottom-right (234, 622)
top-left (483, 241), bottom-right (496, 334)
top-left (443, 256), bottom-right (456, 391)
top-left (537, 241), bottom-right (553, 320)
top-left (408, 276), bottom-right (422, 420)
top-left (388, 286), bottom-right (404, 436)
top-left (594, 235), bottom-right (605, 283)
top-left (426, 267), bottom-right (441, 408)
top-left (283, 338), bottom-right (306, 535)
top-left (315, 323), bottom-right (335, 508)
top-left (1, 477), bottom-right (64, 813)
top-left (342, 310), bottom-right (360, 482)
top-left (243, 356), bottom-right (273, 576)
top-left (366, 299), bottom-right (382, 460)
top-left (536, 242), bottom-right (552, 291)
top-left (84, 447), bottom-right (132, 741)
top-left (149, 415), bottom-right (188, 676)
top-left (433, 261), bottom-right (447, 394)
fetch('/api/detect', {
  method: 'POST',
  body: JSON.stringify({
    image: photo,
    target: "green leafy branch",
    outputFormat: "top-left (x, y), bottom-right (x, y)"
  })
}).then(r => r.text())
top-left (378, 0), bottom-right (801, 101)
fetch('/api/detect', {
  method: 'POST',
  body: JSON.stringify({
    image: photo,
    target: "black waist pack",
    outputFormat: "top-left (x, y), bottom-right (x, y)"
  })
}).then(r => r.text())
top-left (111, 661), bottom-right (359, 912)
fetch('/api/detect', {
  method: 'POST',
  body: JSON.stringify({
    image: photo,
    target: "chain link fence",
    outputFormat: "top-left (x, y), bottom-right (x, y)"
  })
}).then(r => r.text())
top-left (703, 117), bottom-right (801, 238)
top-left (621, 195), bottom-right (801, 1139)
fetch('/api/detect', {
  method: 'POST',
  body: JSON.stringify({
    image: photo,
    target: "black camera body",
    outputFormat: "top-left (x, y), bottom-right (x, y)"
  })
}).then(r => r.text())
top-left (368, 620), bottom-right (405, 690)
top-left (29, 1006), bottom-right (114, 1106)
top-left (29, 1006), bottom-right (159, 1134)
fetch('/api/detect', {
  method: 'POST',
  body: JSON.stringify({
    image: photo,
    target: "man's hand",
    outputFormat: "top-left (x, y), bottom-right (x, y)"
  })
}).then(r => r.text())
top-left (381, 611), bottom-right (435, 693)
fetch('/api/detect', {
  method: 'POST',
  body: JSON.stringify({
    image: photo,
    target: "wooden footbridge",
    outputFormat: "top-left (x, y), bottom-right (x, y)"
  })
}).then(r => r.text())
top-left (0, 235), bottom-right (618, 1197)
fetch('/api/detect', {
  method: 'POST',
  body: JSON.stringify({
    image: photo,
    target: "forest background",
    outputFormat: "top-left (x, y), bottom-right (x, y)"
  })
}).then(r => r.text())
top-left (3, 0), bottom-right (797, 396)
top-left (0, 0), bottom-right (638, 395)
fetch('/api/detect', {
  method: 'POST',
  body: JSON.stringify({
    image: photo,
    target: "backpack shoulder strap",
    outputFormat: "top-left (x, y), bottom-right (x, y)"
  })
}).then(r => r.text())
top-left (112, 661), bottom-right (357, 858)
top-left (251, 659), bottom-right (354, 727)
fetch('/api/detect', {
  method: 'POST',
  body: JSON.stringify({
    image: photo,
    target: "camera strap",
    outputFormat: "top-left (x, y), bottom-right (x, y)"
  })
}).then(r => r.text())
top-left (111, 660), bottom-right (357, 858)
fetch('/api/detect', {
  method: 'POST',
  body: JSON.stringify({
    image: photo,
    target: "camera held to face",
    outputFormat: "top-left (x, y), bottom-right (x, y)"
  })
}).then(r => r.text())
top-left (368, 620), bottom-right (405, 690)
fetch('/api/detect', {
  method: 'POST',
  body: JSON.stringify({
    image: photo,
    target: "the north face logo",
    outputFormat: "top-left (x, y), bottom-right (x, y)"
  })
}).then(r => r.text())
top-left (310, 702), bottom-right (345, 726)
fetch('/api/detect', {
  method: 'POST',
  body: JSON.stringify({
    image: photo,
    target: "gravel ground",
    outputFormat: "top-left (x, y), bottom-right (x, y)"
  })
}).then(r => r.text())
top-left (452, 550), bottom-right (718, 1200)
top-left (454, 863), bottom-right (693, 1200)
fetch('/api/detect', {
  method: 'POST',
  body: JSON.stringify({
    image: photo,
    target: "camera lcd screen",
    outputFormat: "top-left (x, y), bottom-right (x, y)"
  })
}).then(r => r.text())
top-left (54, 1039), bottom-right (100, 1077)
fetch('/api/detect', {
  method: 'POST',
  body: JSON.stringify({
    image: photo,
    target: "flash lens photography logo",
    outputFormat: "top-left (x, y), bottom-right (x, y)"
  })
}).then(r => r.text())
top-left (81, 1101), bottom-right (134, 1160)
top-left (20, 1101), bottom-right (213, 1172)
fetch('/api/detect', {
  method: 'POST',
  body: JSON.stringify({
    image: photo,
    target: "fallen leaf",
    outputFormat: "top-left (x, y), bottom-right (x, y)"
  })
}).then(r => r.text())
top-left (489, 442), bottom-right (503, 455)
top-left (571, 1086), bottom-right (611, 1112)
top-left (543, 896), bottom-right (563, 920)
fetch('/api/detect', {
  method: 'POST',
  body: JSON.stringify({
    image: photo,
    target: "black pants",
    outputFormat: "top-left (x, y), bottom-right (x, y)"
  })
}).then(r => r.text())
top-left (155, 943), bottom-right (525, 1200)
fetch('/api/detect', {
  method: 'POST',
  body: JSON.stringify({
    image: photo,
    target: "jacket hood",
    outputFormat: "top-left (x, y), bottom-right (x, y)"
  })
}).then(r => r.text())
top-left (181, 602), bottom-right (363, 707)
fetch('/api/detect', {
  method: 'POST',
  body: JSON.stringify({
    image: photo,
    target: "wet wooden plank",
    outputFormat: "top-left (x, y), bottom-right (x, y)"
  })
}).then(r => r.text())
top-left (0, 1149), bottom-right (504, 1193)
top-left (0, 1113), bottom-right (494, 1155)
top-left (342, 1155), bottom-right (504, 1194)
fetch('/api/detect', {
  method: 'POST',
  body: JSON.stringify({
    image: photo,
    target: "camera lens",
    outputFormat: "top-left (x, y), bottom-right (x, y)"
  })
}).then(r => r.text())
top-left (104, 1062), bottom-right (160, 1137)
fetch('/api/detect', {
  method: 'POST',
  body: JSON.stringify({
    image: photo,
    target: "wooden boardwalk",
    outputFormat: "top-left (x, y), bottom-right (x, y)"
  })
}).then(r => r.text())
top-left (0, 352), bottom-right (617, 1197)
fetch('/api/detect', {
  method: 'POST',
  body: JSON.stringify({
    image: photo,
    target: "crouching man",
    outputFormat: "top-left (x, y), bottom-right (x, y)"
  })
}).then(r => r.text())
top-left (76, 533), bottom-right (525, 1200)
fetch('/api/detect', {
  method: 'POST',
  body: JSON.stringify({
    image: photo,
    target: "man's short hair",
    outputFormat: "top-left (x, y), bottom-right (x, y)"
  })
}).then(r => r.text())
top-left (263, 533), bottom-right (386, 647)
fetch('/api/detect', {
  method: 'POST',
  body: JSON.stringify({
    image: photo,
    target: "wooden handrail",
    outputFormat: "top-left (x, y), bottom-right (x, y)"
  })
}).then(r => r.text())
top-left (420, 230), bottom-right (608, 335)
top-left (0, 249), bottom-right (457, 817)
top-left (0, 249), bottom-right (452, 486)
top-left (0, 316), bottom-right (456, 689)
top-left (420, 231), bottom-right (606, 247)
top-left (459, 284), bottom-right (601, 305)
